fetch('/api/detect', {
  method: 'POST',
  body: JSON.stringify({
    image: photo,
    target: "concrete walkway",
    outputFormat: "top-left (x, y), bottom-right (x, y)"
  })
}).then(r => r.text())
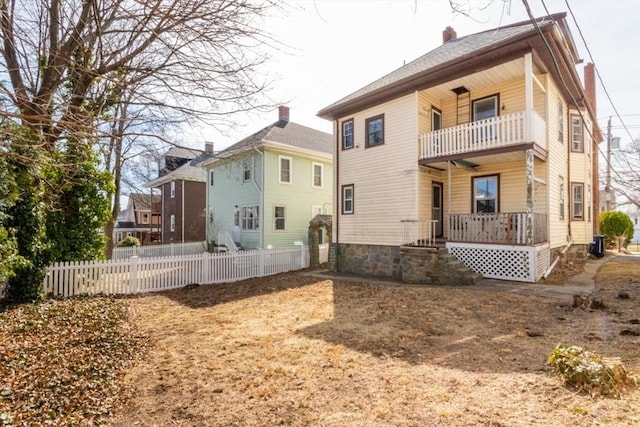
top-left (303, 253), bottom-right (639, 301)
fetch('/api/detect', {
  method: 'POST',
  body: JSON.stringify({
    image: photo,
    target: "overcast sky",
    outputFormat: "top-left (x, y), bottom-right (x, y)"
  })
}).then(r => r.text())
top-left (192, 0), bottom-right (640, 151)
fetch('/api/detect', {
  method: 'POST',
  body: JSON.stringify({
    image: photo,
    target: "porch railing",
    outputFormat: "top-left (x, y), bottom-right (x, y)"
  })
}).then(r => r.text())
top-left (401, 220), bottom-right (438, 247)
top-left (419, 111), bottom-right (546, 160)
top-left (448, 212), bottom-right (547, 245)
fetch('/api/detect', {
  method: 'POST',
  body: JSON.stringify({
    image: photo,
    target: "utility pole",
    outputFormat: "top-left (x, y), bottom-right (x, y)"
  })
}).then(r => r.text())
top-left (606, 117), bottom-right (612, 212)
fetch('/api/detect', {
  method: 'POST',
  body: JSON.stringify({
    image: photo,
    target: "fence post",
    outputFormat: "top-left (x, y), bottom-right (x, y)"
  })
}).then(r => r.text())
top-left (300, 244), bottom-right (307, 269)
top-left (201, 252), bottom-right (209, 285)
top-left (130, 256), bottom-right (139, 294)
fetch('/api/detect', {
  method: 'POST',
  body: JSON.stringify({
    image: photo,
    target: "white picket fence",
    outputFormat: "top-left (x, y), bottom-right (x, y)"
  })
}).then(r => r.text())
top-left (111, 241), bottom-right (207, 259)
top-left (45, 246), bottom-right (309, 297)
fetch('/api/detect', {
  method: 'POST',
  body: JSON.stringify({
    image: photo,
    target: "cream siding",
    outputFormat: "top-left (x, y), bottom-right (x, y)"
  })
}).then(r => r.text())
top-left (336, 93), bottom-right (419, 245)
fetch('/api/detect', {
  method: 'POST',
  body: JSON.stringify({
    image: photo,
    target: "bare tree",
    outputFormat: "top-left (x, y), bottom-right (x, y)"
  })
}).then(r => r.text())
top-left (1, 0), bottom-right (280, 146)
top-left (606, 137), bottom-right (640, 211)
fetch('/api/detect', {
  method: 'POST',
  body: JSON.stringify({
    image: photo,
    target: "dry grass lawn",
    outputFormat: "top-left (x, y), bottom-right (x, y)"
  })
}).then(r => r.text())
top-left (109, 256), bottom-right (640, 426)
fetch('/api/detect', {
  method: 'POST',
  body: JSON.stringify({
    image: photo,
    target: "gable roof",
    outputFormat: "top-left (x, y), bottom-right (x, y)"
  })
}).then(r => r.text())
top-left (128, 193), bottom-right (160, 210)
top-left (201, 119), bottom-right (332, 167)
top-left (146, 151), bottom-right (212, 187)
top-left (318, 13), bottom-right (586, 120)
top-left (163, 146), bottom-right (202, 160)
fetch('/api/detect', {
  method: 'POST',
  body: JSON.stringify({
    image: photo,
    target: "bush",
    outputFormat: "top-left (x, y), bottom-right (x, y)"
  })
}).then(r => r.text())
top-left (599, 211), bottom-right (634, 251)
top-left (116, 236), bottom-right (140, 247)
top-left (548, 344), bottom-right (638, 397)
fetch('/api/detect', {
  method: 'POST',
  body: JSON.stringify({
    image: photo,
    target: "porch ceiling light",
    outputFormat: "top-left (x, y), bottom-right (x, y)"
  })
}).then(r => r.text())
top-left (451, 86), bottom-right (469, 95)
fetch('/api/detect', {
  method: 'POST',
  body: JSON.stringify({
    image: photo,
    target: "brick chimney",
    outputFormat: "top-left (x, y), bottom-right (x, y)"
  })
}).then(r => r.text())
top-left (442, 26), bottom-right (457, 43)
top-left (204, 141), bottom-right (214, 154)
top-left (278, 105), bottom-right (290, 123)
top-left (583, 62), bottom-right (596, 113)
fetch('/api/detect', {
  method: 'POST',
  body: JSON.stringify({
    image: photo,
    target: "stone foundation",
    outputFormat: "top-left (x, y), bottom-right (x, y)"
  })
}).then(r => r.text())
top-left (330, 243), bottom-right (402, 280)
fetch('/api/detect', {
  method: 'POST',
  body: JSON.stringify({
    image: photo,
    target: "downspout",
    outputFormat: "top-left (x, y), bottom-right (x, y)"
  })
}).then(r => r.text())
top-left (566, 108), bottom-right (572, 243)
top-left (334, 119), bottom-right (339, 272)
top-left (252, 146), bottom-right (264, 249)
top-left (205, 166), bottom-right (210, 246)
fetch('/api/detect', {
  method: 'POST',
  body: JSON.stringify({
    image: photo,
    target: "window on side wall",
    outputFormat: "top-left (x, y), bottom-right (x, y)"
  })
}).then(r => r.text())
top-left (209, 170), bottom-right (214, 187)
top-left (558, 100), bottom-right (564, 143)
top-left (170, 180), bottom-right (175, 198)
top-left (241, 206), bottom-right (259, 230)
top-left (243, 158), bottom-right (252, 181)
top-left (342, 184), bottom-right (354, 214)
top-left (473, 175), bottom-right (499, 213)
top-left (365, 115), bottom-right (384, 148)
top-left (170, 214), bottom-right (175, 232)
top-left (571, 183), bottom-right (584, 220)
top-left (587, 184), bottom-right (592, 222)
top-left (279, 156), bottom-right (291, 183)
top-left (571, 115), bottom-right (583, 152)
top-left (274, 205), bottom-right (286, 231)
top-left (312, 163), bottom-right (323, 188)
top-left (342, 119), bottom-right (354, 150)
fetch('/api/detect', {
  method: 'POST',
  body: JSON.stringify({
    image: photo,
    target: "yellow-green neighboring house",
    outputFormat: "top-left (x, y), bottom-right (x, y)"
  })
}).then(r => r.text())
top-left (201, 107), bottom-right (333, 250)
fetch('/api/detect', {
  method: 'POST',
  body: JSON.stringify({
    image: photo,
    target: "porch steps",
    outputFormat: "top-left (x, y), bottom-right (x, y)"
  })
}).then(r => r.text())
top-left (400, 246), bottom-right (483, 286)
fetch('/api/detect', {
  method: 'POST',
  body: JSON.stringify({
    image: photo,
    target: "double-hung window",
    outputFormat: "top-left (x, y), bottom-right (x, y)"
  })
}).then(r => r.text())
top-left (342, 119), bottom-right (354, 150)
top-left (279, 156), bottom-right (291, 183)
top-left (571, 115), bottom-right (583, 152)
top-left (571, 183), bottom-right (584, 220)
top-left (170, 214), bottom-right (175, 232)
top-left (274, 205), bottom-right (286, 231)
top-left (170, 181), bottom-right (175, 198)
top-left (342, 184), bottom-right (354, 214)
top-left (473, 175), bottom-right (498, 213)
top-left (559, 176), bottom-right (565, 220)
top-left (365, 115), bottom-right (384, 147)
top-left (209, 170), bottom-right (214, 187)
top-left (312, 163), bottom-right (323, 188)
top-left (558, 100), bottom-right (564, 143)
top-left (241, 206), bottom-right (259, 230)
top-left (243, 158), bottom-right (252, 181)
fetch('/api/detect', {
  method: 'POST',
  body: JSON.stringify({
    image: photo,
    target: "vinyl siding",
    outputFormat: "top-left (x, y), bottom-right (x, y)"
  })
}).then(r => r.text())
top-left (263, 148), bottom-right (332, 247)
top-left (336, 93), bottom-right (419, 246)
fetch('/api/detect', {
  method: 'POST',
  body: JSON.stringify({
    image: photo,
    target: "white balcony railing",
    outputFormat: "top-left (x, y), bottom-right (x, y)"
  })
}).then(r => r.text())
top-left (419, 111), bottom-right (546, 160)
top-left (401, 220), bottom-right (438, 247)
top-left (448, 212), bottom-right (547, 245)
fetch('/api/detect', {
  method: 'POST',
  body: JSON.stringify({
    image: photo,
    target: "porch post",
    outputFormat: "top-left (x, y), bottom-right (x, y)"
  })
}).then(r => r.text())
top-left (524, 52), bottom-right (534, 245)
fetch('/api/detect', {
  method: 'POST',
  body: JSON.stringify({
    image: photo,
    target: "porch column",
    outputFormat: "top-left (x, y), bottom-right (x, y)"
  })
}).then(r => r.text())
top-left (525, 52), bottom-right (534, 245)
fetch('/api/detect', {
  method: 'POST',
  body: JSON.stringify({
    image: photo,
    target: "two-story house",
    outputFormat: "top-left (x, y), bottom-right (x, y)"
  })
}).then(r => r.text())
top-left (202, 106), bottom-right (333, 250)
top-left (145, 144), bottom-right (213, 243)
top-left (318, 13), bottom-right (601, 283)
top-left (113, 193), bottom-right (161, 245)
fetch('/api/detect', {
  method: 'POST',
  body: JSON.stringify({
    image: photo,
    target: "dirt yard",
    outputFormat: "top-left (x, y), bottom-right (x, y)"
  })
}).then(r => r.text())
top-left (109, 255), bottom-right (640, 426)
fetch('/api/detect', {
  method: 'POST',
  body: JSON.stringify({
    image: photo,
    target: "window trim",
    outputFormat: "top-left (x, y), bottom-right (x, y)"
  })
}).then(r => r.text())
top-left (141, 212), bottom-right (150, 224)
top-left (312, 162), bottom-right (323, 188)
top-left (241, 205), bottom-right (260, 231)
top-left (472, 94), bottom-right (500, 122)
top-left (571, 114), bottom-right (584, 152)
top-left (170, 214), bottom-right (175, 232)
top-left (274, 205), bottom-right (286, 232)
top-left (472, 174), bottom-right (499, 214)
top-left (170, 180), bottom-right (175, 198)
top-left (209, 169), bottom-right (214, 187)
top-left (243, 158), bottom-right (253, 182)
top-left (365, 114), bottom-right (384, 148)
top-left (431, 106), bottom-right (442, 131)
top-left (342, 184), bottom-right (354, 215)
top-left (557, 99), bottom-right (564, 143)
top-left (342, 118), bottom-right (354, 150)
top-left (571, 182), bottom-right (584, 221)
top-left (278, 155), bottom-right (292, 184)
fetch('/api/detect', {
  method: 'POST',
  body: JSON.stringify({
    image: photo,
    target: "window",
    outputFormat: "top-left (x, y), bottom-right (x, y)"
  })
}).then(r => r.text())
top-left (209, 170), bottom-right (214, 187)
top-left (571, 183), bottom-right (584, 220)
top-left (141, 212), bottom-right (149, 224)
top-left (312, 163), bottom-right (323, 188)
top-left (559, 176), bottom-right (565, 220)
top-left (170, 214), bottom-right (175, 232)
top-left (279, 156), bottom-right (291, 183)
top-left (473, 95), bottom-right (498, 121)
top-left (342, 119), bottom-right (354, 150)
top-left (170, 181), bottom-right (175, 198)
top-left (274, 205), bottom-right (286, 231)
top-left (365, 115), bottom-right (384, 147)
top-left (233, 208), bottom-right (240, 227)
top-left (243, 158), bottom-right (252, 181)
top-left (571, 115), bottom-right (583, 152)
top-left (241, 206), bottom-right (259, 230)
top-left (587, 184), bottom-right (592, 222)
top-left (432, 107), bottom-right (442, 131)
top-left (558, 100), bottom-right (564, 143)
top-left (342, 184), bottom-right (354, 214)
top-left (473, 175), bottom-right (498, 213)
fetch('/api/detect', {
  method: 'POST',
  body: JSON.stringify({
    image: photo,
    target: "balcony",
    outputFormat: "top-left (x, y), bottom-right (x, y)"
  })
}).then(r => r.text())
top-left (419, 111), bottom-right (546, 164)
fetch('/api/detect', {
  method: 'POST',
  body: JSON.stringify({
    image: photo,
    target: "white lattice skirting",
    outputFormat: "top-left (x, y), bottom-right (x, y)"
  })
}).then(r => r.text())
top-left (446, 242), bottom-right (550, 283)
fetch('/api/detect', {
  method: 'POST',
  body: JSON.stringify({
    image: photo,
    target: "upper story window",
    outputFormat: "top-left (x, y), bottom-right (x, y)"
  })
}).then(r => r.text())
top-left (342, 119), bottom-right (354, 150)
top-left (571, 115), bottom-right (583, 152)
top-left (558, 100), bottom-right (564, 143)
top-left (243, 158), bottom-right (252, 181)
top-left (170, 214), bottom-right (175, 232)
top-left (472, 95), bottom-right (498, 121)
top-left (365, 115), bottom-right (384, 148)
top-left (587, 184), bottom-right (592, 223)
top-left (141, 212), bottom-right (150, 224)
top-left (170, 181), bottom-right (175, 198)
top-left (342, 184), bottom-right (354, 214)
top-left (473, 175), bottom-right (498, 213)
top-left (432, 107), bottom-right (442, 131)
top-left (209, 170), bottom-right (214, 187)
top-left (312, 163), bottom-right (323, 188)
top-left (571, 182), bottom-right (584, 220)
top-left (279, 156), bottom-right (291, 184)
top-left (559, 176), bottom-right (565, 220)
